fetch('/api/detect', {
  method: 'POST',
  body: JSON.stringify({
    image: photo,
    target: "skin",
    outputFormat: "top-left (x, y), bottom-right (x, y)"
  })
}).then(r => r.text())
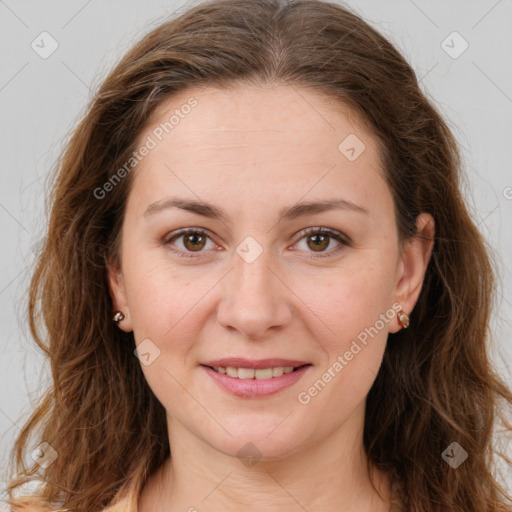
top-left (108, 83), bottom-right (434, 512)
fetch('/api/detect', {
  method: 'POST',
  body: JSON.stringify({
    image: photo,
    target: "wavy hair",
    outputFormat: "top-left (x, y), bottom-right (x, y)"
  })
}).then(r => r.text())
top-left (5, 0), bottom-right (512, 510)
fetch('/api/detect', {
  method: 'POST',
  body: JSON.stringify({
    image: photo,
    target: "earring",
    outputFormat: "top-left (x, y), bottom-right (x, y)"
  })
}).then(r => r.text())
top-left (397, 310), bottom-right (410, 329)
top-left (112, 311), bottom-right (125, 323)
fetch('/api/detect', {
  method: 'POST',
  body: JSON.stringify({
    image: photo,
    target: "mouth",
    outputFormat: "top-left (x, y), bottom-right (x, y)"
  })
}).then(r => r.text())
top-left (203, 364), bottom-right (310, 379)
top-left (200, 362), bottom-right (313, 398)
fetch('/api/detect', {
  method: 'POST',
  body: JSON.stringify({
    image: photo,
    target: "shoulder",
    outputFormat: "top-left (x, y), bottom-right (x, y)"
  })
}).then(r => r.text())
top-left (100, 483), bottom-right (139, 512)
top-left (3, 480), bottom-right (139, 512)
top-left (4, 495), bottom-right (135, 512)
top-left (100, 497), bottom-right (132, 512)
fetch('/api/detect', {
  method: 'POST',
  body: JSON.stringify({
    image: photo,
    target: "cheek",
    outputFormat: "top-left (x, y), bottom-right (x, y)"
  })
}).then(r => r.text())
top-left (298, 254), bottom-right (396, 346)
top-left (122, 251), bottom-right (222, 370)
top-left (296, 283), bottom-right (390, 427)
top-left (293, 255), bottom-right (394, 406)
top-left (122, 259), bottom-right (203, 406)
top-left (122, 250), bottom-right (190, 338)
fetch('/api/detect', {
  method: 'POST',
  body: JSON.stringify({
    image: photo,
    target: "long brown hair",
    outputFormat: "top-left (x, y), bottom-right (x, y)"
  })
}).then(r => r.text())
top-left (5, 0), bottom-right (512, 510)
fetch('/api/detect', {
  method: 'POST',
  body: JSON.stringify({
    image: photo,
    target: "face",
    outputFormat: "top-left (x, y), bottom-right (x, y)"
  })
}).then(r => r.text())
top-left (108, 83), bottom-right (433, 460)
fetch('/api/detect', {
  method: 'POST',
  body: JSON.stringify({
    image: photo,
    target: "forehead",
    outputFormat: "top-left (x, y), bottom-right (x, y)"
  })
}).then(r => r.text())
top-left (128, 83), bottom-right (391, 221)
top-left (142, 83), bottom-right (375, 151)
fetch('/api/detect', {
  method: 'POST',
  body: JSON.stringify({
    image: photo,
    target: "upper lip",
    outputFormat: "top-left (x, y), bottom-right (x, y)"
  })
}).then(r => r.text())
top-left (202, 358), bottom-right (311, 369)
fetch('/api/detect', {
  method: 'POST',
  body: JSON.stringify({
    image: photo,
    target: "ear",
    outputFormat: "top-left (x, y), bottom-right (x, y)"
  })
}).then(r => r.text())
top-left (107, 256), bottom-right (133, 332)
top-left (389, 213), bottom-right (435, 333)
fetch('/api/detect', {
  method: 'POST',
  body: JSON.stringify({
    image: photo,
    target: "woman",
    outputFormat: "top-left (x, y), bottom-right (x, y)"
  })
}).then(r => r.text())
top-left (5, 0), bottom-right (512, 510)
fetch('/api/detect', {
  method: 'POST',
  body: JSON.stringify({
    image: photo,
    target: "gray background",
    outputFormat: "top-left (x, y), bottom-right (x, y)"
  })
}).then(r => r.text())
top-left (1, 0), bottom-right (511, 498)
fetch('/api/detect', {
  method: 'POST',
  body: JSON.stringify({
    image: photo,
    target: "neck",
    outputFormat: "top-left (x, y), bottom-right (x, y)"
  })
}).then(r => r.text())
top-left (139, 405), bottom-right (391, 512)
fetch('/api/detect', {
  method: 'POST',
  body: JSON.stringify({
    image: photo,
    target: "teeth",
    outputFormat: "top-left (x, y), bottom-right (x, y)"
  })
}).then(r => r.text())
top-left (226, 367), bottom-right (238, 378)
top-left (213, 366), bottom-right (301, 379)
top-left (255, 368), bottom-right (273, 380)
top-left (272, 367), bottom-right (284, 377)
top-left (238, 368), bottom-right (255, 379)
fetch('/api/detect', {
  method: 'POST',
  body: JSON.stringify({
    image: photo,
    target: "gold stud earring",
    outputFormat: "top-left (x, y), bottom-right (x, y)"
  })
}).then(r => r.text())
top-left (397, 310), bottom-right (410, 329)
top-left (112, 311), bottom-right (125, 323)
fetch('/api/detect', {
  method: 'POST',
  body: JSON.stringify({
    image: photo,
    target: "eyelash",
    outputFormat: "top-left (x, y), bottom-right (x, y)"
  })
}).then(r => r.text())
top-left (162, 227), bottom-right (349, 259)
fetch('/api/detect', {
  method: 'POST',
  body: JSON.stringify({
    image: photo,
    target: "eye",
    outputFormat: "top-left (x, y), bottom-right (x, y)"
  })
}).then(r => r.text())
top-left (163, 227), bottom-right (349, 259)
top-left (163, 228), bottom-right (218, 258)
top-left (293, 227), bottom-right (349, 258)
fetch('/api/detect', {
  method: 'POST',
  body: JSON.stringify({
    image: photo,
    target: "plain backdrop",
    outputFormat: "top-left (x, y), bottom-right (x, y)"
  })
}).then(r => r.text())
top-left (1, 0), bottom-right (511, 495)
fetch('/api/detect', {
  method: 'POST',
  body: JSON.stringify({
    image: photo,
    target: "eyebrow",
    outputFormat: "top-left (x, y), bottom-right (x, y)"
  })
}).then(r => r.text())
top-left (143, 196), bottom-right (368, 222)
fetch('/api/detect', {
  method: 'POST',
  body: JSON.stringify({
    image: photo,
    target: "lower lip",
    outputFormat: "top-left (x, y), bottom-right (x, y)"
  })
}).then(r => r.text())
top-left (202, 365), bottom-right (311, 398)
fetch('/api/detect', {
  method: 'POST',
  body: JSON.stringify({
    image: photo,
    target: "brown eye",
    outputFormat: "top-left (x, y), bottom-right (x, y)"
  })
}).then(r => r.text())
top-left (183, 232), bottom-right (207, 251)
top-left (306, 233), bottom-right (330, 252)
top-left (164, 227), bottom-right (348, 260)
top-left (164, 228), bottom-right (216, 258)
top-left (295, 227), bottom-right (349, 259)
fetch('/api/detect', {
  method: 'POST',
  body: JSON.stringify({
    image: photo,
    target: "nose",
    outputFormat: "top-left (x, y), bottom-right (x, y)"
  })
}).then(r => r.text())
top-left (216, 249), bottom-right (293, 340)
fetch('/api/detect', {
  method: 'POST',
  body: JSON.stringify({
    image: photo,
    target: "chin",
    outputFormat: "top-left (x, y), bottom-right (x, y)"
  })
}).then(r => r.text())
top-left (205, 426), bottom-right (308, 463)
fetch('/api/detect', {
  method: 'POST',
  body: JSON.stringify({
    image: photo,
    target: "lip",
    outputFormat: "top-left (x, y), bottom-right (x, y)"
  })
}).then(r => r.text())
top-left (201, 364), bottom-right (312, 398)
top-left (202, 358), bottom-right (310, 369)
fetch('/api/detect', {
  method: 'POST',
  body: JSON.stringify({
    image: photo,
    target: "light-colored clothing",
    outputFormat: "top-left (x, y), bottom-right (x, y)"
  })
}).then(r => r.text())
top-left (101, 483), bottom-right (139, 512)
top-left (8, 481), bottom-right (140, 511)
